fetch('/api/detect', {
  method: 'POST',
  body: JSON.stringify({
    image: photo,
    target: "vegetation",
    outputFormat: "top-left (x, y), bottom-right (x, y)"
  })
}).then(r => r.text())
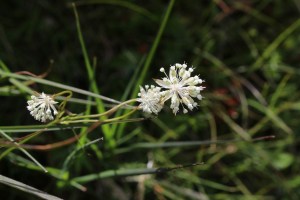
top-left (1, 1), bottom-right (300, 199)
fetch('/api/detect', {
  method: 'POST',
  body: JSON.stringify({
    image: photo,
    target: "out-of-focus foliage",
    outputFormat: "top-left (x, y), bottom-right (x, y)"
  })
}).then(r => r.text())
top-left (1, 0), bottom-right (300, 199)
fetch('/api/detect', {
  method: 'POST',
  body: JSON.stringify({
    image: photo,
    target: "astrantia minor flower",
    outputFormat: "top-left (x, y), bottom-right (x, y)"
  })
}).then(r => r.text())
top-left (154, 63), bottom-right (205, 114)
top-left (27, 92), bottom-right (58, 122)
top-left (137, 85), bottom-right (163, 115)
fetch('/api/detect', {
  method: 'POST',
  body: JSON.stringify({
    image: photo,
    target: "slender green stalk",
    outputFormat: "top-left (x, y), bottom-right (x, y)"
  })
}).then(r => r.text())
top-left (0, 174), bottom-right (63, 200)
top-left (0, 70), bottom-right (122, 104)
top-left (74, 0), bottom-right (156, 21)
top-left (72, 168), bottom-right (158, 183)
top-left (115, 136), bottom-right (274, 154)
top-left (68, 99), bottom-right (137, 120)
top-left (0, 120), bottom-right (58, 160)
top-left (0, 130), bottom-right (47, 172)
top-left (115, 0), bottom-right (176, 139)
top-left (72, 3), bottom-right (112, 140)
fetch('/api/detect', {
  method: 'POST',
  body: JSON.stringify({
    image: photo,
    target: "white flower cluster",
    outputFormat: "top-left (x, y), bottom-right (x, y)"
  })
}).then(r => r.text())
top-left (137, 85), bottom-right (163, 115)
top-left (137, 63), bottom-right (205, 115)
top-left (27, 92), bottom-right (58, 122)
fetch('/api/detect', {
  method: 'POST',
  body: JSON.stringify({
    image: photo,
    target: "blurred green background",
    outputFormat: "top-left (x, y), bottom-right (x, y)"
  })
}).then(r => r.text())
top-left (1, 0), bottom-right (300, 199)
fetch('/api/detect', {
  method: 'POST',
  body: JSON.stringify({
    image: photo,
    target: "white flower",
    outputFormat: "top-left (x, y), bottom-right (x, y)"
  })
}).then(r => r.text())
top-left (137, 85), bottom-right (163, 115)
top-left (27, 92), bottom-right (58, 122)
top-left (154, 63), bottom-right (205, 114)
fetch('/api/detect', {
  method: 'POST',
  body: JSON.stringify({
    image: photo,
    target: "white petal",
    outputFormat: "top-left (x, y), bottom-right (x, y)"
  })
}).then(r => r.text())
top-left (153, 79), bottom-right (171, 88)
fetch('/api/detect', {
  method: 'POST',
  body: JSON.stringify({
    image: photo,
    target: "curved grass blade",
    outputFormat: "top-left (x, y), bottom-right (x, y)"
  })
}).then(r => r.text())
top-left (251, 18), bottom-right (300, 71)
top-left (0, 130), bottom-right (47, 172)
top-left (115, 135), bottom-right (274, 154)
top-left (0, 174), bottom-right (63, 200)
top-left (115, 0), bottom-right (176, 139)
top-left (0, 70), bottom-right (122, 105)
top-left (74, 0), bottom-right (156, 21)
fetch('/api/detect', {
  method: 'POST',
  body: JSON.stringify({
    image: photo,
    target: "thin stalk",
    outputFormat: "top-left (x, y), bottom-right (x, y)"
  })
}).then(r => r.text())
top-left (0, 130), bottom-right (47, 172)
top-left (68, 99), bottom-right (137, 120)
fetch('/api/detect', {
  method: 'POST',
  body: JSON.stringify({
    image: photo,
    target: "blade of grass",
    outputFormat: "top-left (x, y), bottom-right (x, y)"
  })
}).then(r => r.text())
top-left (233, 2), bottom-right (276, 25)
top-left (217, 109), bottom-right (251, 140)
top-left (201, 51), bottom-right (267, 105)
top-left (269, 73), bottom-right (291, 108)
top-left (0, 59), bottom-right (10, 72)
top-left (115, 0), bottom-right (176, 139)
top-left (9, 78), bottom-right (34, 95)
top-left (7, 153), bottom-right (69, 180)
top-left (251, 18), bottom-right (300, 71)
top-left (0, 124), bottom-right (89, 133)
top-left (0, 70), bottom-right (122, 104)
top-left (72, 4), bottom-right (112, 145)
top-left (115, 136), bottom-right (274, 154)
top-left (62, 137), bottom-right (103, 173)
top-left (132, 0), bottom-right (175, 97)
top-left (74, 0), bottom-right (156, 21)
top-left (111, 56), bottom-right (145, 138)
top-left (0, 130), bottom-right (47, 172)
top-left (0, 174), bottom-right (63, 200)
top-left (72, 163), bottom-right (203, 184)
top-left (158, 180), bottom-right (209, 200)
top-left (248, 99), bottom-right (293, 134)
top-left (248, 101), bottom-right (300, 135)
top-left (72, 168), bottom-right (158, 183)
top-left (75, 56), bottom-right (103, 160)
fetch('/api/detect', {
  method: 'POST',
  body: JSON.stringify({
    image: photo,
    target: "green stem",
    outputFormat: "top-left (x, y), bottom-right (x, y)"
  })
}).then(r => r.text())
top-left (69, 99), bottom-right (137, 120)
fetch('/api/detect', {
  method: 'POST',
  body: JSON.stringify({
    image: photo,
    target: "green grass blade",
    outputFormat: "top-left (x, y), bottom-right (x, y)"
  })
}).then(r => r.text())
top-left (251, 18), bottom-right (300, 71)
top-left (269, 74), bottom-right (291, 108)
top-left (0, 59), bottom-right (10, 72)
top-left (0, 174), bottom-right (63, 200)
top-left (0, 124), bottom-right (89, 133)
top-left (62, 137), bottom-right (103, 172)
top-left (9, 78), bottom-right (34, 95)
top-left (72, 168), bottom-right (158, 183)
top-left (72, 3), bottom-right (111, 141)
top-left (217, 109), bottom-right (251, 140)
top-left (8, 153), bottom-right (69, 180)
top-left (111, 56), bottom-right (145, 138)
top-left (114, 0), bottom-right (176, 139)
top-left (249, 99), bottom-right (293, 134)
top-left (132, 0), bottom-right (175, 96)
top-left (0, 70), bottom-right (121, 104)
top-left (202, 51), bottom-right (267, 105)
top-left (0, 130), bottom-right (47, 173)
top-left (75, 0), bottom-right (156, 21)
top-left (114, 138), bottom-right (266, 154)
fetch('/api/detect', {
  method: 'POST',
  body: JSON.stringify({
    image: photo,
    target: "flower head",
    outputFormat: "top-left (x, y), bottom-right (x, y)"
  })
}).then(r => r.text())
top-left (137, 85), bottom-right (163, 115)
top-left (27, 92), bottom-right (58, 122)
top-left (154, 63), bottom-right (205, 114)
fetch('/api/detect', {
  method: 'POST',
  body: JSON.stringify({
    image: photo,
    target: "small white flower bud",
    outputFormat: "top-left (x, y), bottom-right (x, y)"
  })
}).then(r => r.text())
top-left (27, 92), bottom-right (58, 122)
top-left (175, 63), bottom-right (181, 68)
